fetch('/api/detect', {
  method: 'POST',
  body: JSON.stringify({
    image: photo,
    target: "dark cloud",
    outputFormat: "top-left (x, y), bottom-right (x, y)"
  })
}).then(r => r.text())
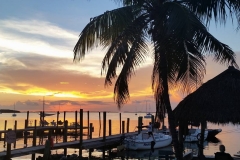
top-left (85, 101), bottom-right (110, 105)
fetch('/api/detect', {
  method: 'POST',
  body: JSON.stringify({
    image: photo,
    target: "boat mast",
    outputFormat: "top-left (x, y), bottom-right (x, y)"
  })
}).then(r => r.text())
top-left (42, 96), bottom-right (45, 120)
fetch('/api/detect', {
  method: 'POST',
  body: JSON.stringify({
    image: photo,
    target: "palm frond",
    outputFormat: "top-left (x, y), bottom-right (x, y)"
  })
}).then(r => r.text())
top-left (114, 0), bottom-right (146, 6)
top-left (101, 13), bottom-right (149, 86)
top-left (113, 35), bottom-right (149, 107)
top-left (73, 6), bottom-right (137, 61)
top-left (184, 0), bottom-right (240, 26)
top-left (194, 30), bottom-right (238, 67)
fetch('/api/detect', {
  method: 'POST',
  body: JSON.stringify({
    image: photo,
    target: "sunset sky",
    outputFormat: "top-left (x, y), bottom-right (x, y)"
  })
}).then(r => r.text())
top-left (0, 0), bottom-right (239, 112)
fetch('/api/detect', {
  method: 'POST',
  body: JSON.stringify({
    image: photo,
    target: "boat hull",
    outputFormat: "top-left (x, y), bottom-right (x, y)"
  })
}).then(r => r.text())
top-left (185, 130), bottom-right (208, 142)
top-left (125, 134), bottom-right (172, 150)
top-left (207, 129), bottom-right (222, 139)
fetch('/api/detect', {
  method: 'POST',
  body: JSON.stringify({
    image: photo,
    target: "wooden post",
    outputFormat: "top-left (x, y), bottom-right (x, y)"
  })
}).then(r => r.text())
top-left (40, 111), bottom-right (42, 127)
top-left (4, 120), bottom-right (7, 145)
top-left (127, 118), bottom-right (130, 133)
top-left (31, 120), bottom-right (37, 160)
top-left (138, 116), bottom-right (143, 134)
top-left (63, 111), bottom-right (66, 123)
top-left (6, 129), bottom-right (12, 160)
top-left (122, 121), bottom-right (125, 134)
top-left (87, 111), bottom-right (90, 138)
top-left (24, 119), bottom-right (28, 147)
top-left (56, 111), bottom-right (59, 128)
top-left (102, 147), bottom-right (105, 159)
top-left (26, 111), bottom-right (29, 127)
top-left (42, 111), bottom-right (45, 125)
top-left (89, 148), bottom-right (93, 159)
top-left (108, 119), bottom-right (112, 136)
top-left (79, 109), bottom-right (83, 158)
top-left (75, 110), bottom-right (77, 139)
top-left (63, 120), bottom-right (68, 156)
top-left (14, 120), bottom-right (17, 148)
top-left (89, 123), bottom-right (93, 139)
top-left (103, 112), bottom-right (106, 141)
top-left (119, 113), bottom-right (121, 134)
top-left (151, 115), bottom-right (154, 124)
top-left (43, 140), bottom-right (51, 160)
top-left (6, 142), bottom-right (11, 159)
top-left (98, 112), bottom-right (101, 137)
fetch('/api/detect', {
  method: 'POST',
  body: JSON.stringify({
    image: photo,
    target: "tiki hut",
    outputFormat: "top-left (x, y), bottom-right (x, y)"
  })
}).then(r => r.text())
top-left (174, 66), bottom-right (240, 125)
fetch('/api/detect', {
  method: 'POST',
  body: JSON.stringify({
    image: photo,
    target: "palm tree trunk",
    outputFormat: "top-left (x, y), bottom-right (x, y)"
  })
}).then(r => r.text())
top-left (160, 51), bottom-right (183, 160)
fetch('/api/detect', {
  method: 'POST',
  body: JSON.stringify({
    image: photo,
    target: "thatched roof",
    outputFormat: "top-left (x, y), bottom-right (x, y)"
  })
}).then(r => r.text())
top-left (174, 66), bottom-right (240, 124)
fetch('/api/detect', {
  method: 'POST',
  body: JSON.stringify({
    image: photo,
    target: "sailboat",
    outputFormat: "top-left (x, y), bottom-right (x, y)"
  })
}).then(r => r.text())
top-left (144, 101), bottom-right (152, 119)
top-left (12, 103), bottom-right (17, 117)
top-left (38, 96), bottom-right (55, 117)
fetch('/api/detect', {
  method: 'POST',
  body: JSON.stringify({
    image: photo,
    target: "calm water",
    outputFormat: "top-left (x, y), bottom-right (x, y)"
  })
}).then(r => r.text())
top-left (0, 112), bottom-right (240, 159)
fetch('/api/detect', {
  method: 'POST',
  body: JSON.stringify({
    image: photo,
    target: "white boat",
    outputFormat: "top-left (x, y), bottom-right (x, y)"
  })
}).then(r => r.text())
top-left (184, 129), bottom-right (208, 142)
top-left (144, 113), bottom-right (152, 118)
top-left (161, 128), bottom-right (208, 142)
top-left (124, 131), bottom-right (172, 150)
top-left (234, 151), bottom-right (240, 157)
top-left (12, 113), bottom-right (17, 117)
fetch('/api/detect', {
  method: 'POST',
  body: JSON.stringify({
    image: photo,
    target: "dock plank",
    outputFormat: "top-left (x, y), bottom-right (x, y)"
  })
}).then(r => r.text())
top-left (0, 132), bottom-right (137, 158)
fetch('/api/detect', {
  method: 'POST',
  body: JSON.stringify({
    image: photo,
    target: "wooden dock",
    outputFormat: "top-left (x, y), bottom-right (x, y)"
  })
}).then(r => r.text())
top-left (0, 110), bottom-right (136, 159)
top-left (0, 132), bottom-right (137, 158)
top-left (0, 126), bottom-right (89, 134)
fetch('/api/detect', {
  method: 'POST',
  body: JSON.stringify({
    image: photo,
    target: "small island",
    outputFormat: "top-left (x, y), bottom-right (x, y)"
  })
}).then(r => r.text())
top-left (0, 109), bottom-right (20, 113)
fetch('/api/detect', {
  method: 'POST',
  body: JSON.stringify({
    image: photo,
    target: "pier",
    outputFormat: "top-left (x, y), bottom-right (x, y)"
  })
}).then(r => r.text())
top-left (0, 110), bottom-right (134, 159)
top-left (0, 132), bottom-right (137, 159)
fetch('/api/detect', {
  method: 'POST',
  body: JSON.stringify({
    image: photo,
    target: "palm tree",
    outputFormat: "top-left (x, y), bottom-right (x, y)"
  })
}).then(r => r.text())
top-left (73, 0), bottom-right (239, 159)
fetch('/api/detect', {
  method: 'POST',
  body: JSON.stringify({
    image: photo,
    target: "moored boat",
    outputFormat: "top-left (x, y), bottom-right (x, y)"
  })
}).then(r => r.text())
top-left (207, 129), bottom-right (222, 139)
top-left (124, 131), bottom-right (172, 150)
top-left (144, 113), bottom-right (152, 118)
top-left (234, 151), bottom-right (240, 157)
top-left (185, 129), bottom-right (208, 142)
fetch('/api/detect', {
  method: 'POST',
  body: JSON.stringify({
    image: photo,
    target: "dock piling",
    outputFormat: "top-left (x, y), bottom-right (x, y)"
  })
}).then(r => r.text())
top-left (24, 119), bottom-right (28, 147)
top-left (138, 116), bottom-right (143, 134)
top-left (119, 113), bottom-right (121, 134)
top-left (103, 112), bottom-right (106, 141)
top-left (79, 109), bottom-right (83, 158)
top-left (26, 111), bottom-right (29, 127)
top-left (122, 121), bottom-right (125, 134)
top-left (127, 118), bottom-right (130, 133)
top-left (87, 111), bottom-right (90, 137)
top-left (6, 129), bottom-right (13, 160)
top-left (3, 120), bottom-right (7, 145)
top-left (108, 119), bottom-right (112, 136)
top-left (14, 120), bottom-right (17, 148)
top-left (75, 110), bottom-right (77, 139)
top-left (56, 111), bottom-right (59, 128)
top-left (89, 123), bottom-right (93, 139)
top-left (63, 111), bottom-right (66, 123)
top-left (63, 120), bottom-right (68, 156)
top-left (31, 120), bottom-right (37, 160)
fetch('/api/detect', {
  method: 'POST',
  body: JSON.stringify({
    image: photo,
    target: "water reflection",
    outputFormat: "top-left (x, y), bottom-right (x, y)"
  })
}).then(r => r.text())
top-left (183, 137), bottom-right (221, 157)
top-left (124, 146), bottom-right (175, 159)
top-left (207, 137), bottom-right (221, 144)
